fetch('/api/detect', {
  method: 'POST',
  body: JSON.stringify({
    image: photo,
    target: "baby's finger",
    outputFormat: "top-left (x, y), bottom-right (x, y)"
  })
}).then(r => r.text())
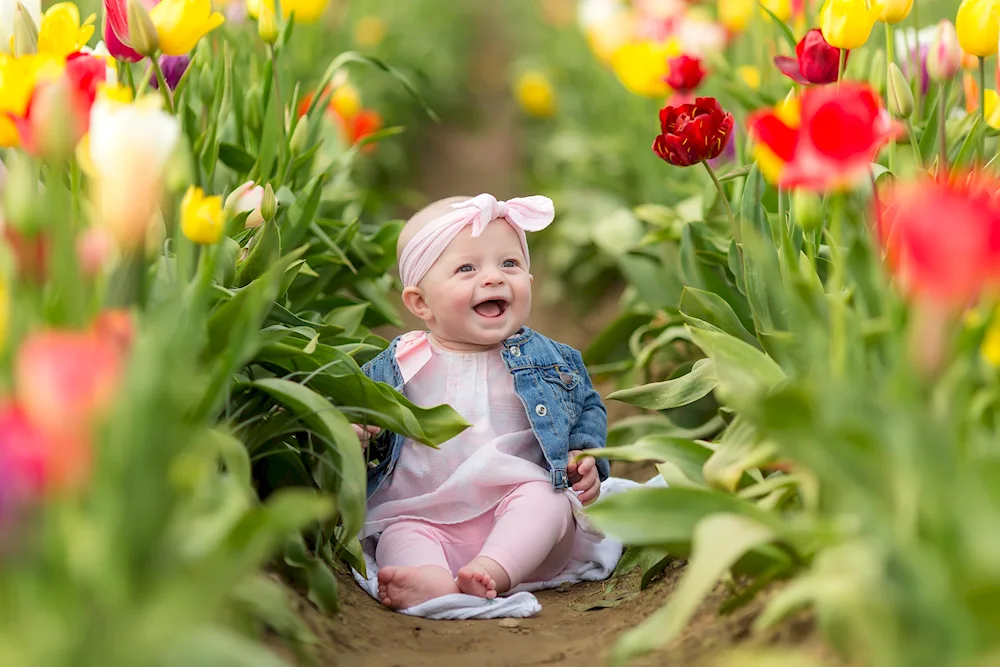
top-left (579, 483), bottom-right (601, 505)
top-left (578, 456), bottom-right (596, 476)
top-left (566, 451), bottom-right (581, 474)
top-left (364, 425), bottom-right (382, 436)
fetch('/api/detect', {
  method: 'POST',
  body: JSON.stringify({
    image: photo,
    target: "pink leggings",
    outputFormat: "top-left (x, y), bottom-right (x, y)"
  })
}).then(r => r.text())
top-left (375, 481), bottom-right (576, 589)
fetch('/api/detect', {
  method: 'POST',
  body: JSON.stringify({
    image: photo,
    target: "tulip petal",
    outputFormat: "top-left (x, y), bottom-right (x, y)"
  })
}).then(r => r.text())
top-left (774, 55), bottom-right (810, 84)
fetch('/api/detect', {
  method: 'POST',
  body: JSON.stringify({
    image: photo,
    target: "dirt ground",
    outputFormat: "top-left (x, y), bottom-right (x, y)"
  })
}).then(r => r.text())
top-left (275, 4), bottom-right (830, 666)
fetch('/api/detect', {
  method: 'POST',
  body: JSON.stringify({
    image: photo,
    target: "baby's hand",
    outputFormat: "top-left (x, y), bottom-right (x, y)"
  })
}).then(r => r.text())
top-left (567, 450), bottom-right (601, 505)
top-left (352, 424), bottom-right (381, 448)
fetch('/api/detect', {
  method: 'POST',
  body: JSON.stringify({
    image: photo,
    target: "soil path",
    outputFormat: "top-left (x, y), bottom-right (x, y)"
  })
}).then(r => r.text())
top-left (297, 4), bottom-right (823, 666)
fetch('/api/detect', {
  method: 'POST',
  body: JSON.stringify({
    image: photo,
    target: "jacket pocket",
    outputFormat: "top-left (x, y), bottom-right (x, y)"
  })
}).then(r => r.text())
top-left (540, 365), bottom-right (580, 391)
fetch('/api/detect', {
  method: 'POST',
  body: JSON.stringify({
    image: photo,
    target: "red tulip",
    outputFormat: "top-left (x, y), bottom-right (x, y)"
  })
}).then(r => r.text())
top-left (664, 55), bottom-right (706, 92)
top-left (0, 401), bottom-right (48, 513)
top-left (876, 173), bottom-right (1000, 306)
top-left (92, 309), bottom-right (136, 353)
top-left (3, 227), bottom-right (49, 283)
top-left (652, 97), bottom-right (735, 167)
top-left (774, 29), bottom-right (845, 85)
top-left (13, 53), bottom-right (106, 158)
top-left (337, 108), bottom-right (383, 152)
top-left (747, 83), bottom-right (901, 190)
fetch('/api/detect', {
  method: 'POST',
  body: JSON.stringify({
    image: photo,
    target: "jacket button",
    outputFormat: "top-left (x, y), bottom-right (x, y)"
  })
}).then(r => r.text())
top-left (535, 404), bottom-right (547, 416)
top-left (559, 372), bottom-right (573, 384)
top-left (510, 346), bottom-right (521, 357)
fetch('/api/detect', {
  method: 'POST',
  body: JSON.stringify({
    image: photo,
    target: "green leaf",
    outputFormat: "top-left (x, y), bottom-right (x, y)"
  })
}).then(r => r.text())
top-left (688, 327), bottom-right (786, 403)
top-left (218, 142), bottom-right (256, 174)
top-left (580, 434), bottom-right (713, 489)
top-left (284, 534), bottom-right (341, 615)
top-left (607, 358), bottom-right (717, 410)
top-left (235, 219), bottom-right (281, 288)
top-left (587, 487), bottom-right (786, 550)
top-left (757, 2), bottom-right (798, 50)
top-left (249, 378), bottom-right (365, 542)
top-left (161, 628), bottom-right (288, 667)
top-left (703, 416), bottom-right (772, 492)
top-left (680, 287), bottom-right (759, 347)
top-left (609, 514), bottom-right (777, 667)
top-left (254, 340), bottom-right (469, 447)
top-left (230, 573), bottom-right (317, 649)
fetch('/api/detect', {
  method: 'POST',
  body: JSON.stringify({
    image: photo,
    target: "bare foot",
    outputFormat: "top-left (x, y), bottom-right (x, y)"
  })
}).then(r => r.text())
top-left (377, 565), bottom-right (458, 610)
top-left (456, 563), bottom-right (498, 599)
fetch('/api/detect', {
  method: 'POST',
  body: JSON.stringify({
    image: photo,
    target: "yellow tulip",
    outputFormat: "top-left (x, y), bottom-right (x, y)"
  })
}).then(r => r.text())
top-left (246, 0), bottom-right (329, 24)
top-left (736, 65), bottom-right (761, 90)
top-left (610, 39), bottom-right (678, 98)
top-left (329, 82), bottom-right (361, 120)
top-left (873, 0), bottom-right (913, 24)
top-left (514, 70), bottom-right (556, 117)
top-left (353, 16), bottom-right (385, 47)
top-left (956, 0), bottom-right (1000, 58)
top-left (0, 53), bottom-right (64, 147)
top-left (760, 0), bottom-right (791, 22)
top-left (982, 311), bottom-right (1000, 367)
top-left (983, 90), bottom-right (1000, 129)
top-left (149, 0), bottom-right (224, 56)
top-left (718, 0), bottom-right (754, 33)
top-left (181, 186), bottom-right (224, 245)
top-left (37, 3), bottom-right (96, 58)
top-left (819, 0), bottom-right (879, 49)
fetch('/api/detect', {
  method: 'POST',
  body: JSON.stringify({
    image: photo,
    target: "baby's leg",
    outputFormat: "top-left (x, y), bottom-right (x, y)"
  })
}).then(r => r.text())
top-left (376, 520), bottom-right (460, 609)
top-left (460, 481), bottom-right (575, 594)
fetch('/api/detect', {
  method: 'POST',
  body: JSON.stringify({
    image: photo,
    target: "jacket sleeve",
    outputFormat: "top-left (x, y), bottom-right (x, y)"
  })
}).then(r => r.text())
top-left (564, 346), bottom-right (611, 482)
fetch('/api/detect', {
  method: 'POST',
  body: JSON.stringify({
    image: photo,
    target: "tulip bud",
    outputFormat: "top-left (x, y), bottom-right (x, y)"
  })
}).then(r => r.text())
top-left (926, 20), bottom-right (962, 83)
top-left (3, 156), bottom-right (42, 233)
top-left (245, 86), bottom-right (262, 134)
top-left (257, 1), bottom-right (279, 45)
top-left (792, 190), bottom-right (823, 231)
top-left (30, 80), bottom-right (85, 163)
top-left (868, 49), bottom-right (886, 96)
top-left (198, 63), bottom-right (214, 103)
top-left (164, 141), bottom-right (192, 193)
top-left (289, 120), bottom-right (309, 155)
top-left (127, 0), bottom-right (159, 57)
top-left (13, 2), bottom-right (38, 56)
top-left (887, 63), bottom-right (914, 118)
top-left (261, 184), bottom-right (277, 223)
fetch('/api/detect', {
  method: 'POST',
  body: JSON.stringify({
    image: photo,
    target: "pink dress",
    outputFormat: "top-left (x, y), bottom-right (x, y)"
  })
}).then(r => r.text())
top-left (364, 331), bottom-right (578, 586)
top-left (364, 331), bottom-right (551, 536)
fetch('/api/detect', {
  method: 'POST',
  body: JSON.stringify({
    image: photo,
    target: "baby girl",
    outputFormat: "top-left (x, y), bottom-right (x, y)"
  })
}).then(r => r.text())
top-left (355, 193), bottom-right (610, 610)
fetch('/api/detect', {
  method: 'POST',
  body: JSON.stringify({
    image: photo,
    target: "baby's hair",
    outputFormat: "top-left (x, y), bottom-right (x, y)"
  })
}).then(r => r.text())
top-left (396, 195), bottom-right (473, 264)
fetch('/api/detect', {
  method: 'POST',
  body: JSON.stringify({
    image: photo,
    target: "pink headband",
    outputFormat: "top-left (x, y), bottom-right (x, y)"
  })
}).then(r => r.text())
top-left (399, 193), bottom-right (555, 287)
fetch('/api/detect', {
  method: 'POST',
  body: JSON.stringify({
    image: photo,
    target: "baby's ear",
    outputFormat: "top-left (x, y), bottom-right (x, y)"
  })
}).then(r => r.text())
top-left (528, 273), bottom-right (534, 285)
top-left (401, 286), bottom-right (432, 321)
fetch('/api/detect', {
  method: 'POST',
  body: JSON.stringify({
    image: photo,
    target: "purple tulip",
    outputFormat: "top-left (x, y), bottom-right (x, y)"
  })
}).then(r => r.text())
top-left (150, 54), bottom-right (190, 90)
top-left (900, 45), bottom-right (930, 95)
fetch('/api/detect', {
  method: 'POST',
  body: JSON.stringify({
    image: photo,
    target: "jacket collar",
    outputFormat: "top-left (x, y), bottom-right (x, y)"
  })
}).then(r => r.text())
top-left (502, 327), bottom-right (534, 347)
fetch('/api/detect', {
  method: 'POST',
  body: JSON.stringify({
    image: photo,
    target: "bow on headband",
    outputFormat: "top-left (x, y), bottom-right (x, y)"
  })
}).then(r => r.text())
top-left (398, 193), bottom-right (555, 288)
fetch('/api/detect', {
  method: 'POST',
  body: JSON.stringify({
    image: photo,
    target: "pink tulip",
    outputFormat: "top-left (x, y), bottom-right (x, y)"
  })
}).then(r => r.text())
top-left (0, 401), bottom-right (48, 513)
top-left (15, 330), bottom-right (125, 443)
top-left (926, 20), bottom-right (962, 83)
top-left (103, 0), bottom-right (160, 62)
top-left (225, 181), bottom-right (266, 228)
top-left (76, 226), bottom-right (116, 277)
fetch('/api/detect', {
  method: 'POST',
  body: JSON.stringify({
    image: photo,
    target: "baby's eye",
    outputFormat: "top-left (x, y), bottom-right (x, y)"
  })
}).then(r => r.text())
top-left (502, 259), bottom-right (519, 268)
top-left (457, 264), bottom-right (475, 273)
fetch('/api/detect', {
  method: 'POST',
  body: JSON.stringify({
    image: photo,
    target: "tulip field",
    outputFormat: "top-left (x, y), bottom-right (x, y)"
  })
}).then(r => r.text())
top-left (2, 0), bottom-right (1000, 664)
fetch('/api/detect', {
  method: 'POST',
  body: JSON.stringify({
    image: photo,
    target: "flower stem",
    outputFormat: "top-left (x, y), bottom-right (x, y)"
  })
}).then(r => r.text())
top-left (886, 23), bottom-right (895, 174)
top-left (904, 118), bottom-right (923, 166)
top-left (837, 48), bottom-right (847, 89)
top-left (702, 160), bottom-right (740, 243)
top-left (150, 56), bottom-right (174, 114)
top-left (939, 79), bottom-right (949, 177)
top-left (980, 56), bottom-right (987, 164)
top-left (269, 44), bottom-right (286, 184)
top-left (912, 0), bottom-right (922, 118)
top-left (827, 194), bottom-right (846, 378)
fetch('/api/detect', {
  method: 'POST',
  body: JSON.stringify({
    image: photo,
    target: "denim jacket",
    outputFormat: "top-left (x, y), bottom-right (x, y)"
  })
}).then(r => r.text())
top-left (360, 327), bottom-right (611, 499)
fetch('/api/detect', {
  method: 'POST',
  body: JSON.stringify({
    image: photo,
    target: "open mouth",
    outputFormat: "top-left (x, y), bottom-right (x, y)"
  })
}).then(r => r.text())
top-left (473, 299), bottom-right (509, 318)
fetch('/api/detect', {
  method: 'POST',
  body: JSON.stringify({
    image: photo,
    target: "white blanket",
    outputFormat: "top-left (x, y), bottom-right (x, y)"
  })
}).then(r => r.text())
top-left (352, 475), bottom-right (666, 620)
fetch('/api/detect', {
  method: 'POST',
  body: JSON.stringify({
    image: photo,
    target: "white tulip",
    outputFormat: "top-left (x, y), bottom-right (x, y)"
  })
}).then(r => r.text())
top-left (87, 96), bottom-right (180, 249)
top-left (225, 181), bottom-right (265, 228)
top-left (0, 0), bottom-right (41, 54)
